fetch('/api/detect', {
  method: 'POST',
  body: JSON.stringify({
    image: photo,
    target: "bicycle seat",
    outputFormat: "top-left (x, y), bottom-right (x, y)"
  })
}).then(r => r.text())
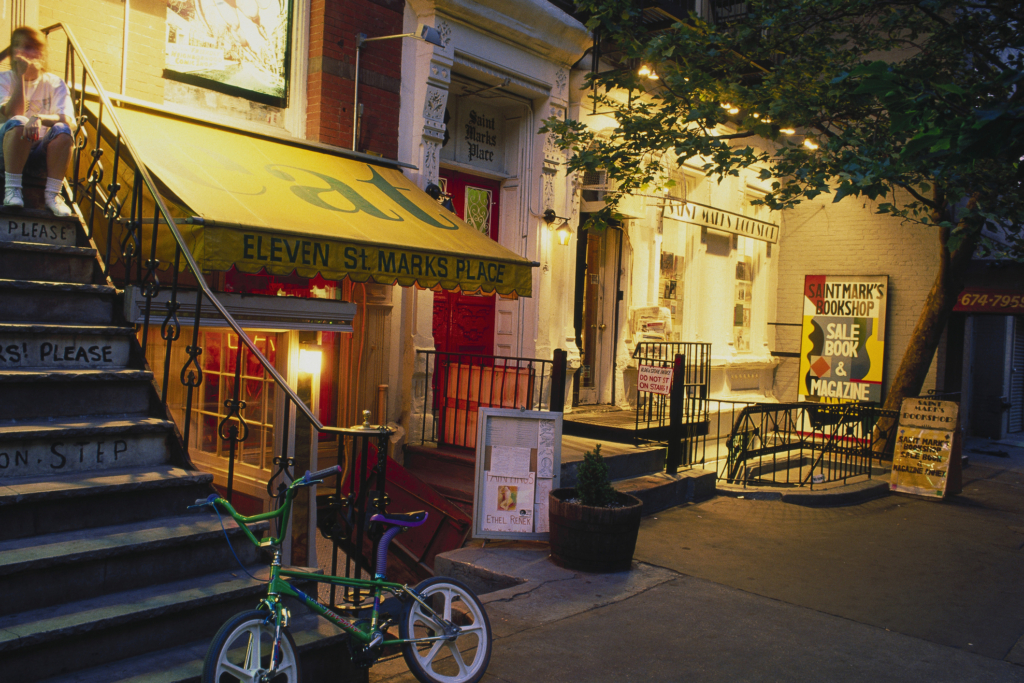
top-left (370, 511), bottom-right (428, 527)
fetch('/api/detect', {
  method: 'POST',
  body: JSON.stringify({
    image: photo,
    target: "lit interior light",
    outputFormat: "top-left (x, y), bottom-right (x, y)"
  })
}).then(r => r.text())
top-left (556, 221), bottom-right (573, 246)
top-left (762, 116), bottom-right (771, 123)
top-left (647, 70), bottom-right (659, 80)
top-left (803, 139), bottom-right (819, 149)
top-left (299, 348), bottom-right (323, 374)
top-left (728, 106), bottom-right (739, 114)
top-left (721, 102), bottom-right (732, 109)
top-left (780, 127), bottom-right (796, 135)
top-left (752, 113), bottom-right (760, 119)
top-left (638, 65), bottom-right (651, 77)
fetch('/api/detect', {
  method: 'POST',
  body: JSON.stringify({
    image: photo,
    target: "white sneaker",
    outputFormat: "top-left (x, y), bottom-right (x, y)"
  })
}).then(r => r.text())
top-left (45, 192), bottom-right (73, 218)
top-left (4, 186), bottom-right (24, 209)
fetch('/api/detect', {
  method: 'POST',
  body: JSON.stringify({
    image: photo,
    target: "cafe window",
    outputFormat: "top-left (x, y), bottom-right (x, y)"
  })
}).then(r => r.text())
top-left (193, 330), bottom-right (282, 469)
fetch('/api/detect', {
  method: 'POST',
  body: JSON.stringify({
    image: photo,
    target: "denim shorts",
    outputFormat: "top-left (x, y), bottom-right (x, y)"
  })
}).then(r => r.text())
top-left (0, 116), bottom-right (72, 172)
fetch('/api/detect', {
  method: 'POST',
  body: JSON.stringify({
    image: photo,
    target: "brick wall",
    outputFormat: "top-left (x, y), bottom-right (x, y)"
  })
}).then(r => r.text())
top-left (39, 0), bottom-right (163, 103)
top-left (307, 0), bottom-right (402, 155)
top-left (774, 192), bottom-right (942, 402)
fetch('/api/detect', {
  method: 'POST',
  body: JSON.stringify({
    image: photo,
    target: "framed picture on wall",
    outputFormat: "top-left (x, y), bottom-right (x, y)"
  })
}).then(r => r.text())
top-left (164, 0), bottom-right (293, 107)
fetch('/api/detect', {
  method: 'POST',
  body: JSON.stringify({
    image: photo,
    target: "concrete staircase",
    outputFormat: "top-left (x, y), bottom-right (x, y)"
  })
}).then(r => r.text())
top-left (0, 208), bottom-right (362, 681)
top-left (403, 433), bottom-right (716, 520)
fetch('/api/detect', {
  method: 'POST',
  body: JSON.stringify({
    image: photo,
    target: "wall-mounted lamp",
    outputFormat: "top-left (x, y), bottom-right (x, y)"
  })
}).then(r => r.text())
top-left (544, 209), bottom-right (573, 246)
top-left (353, 24), bottom-right (444, 149)
top-left (298, 346), bottom-right (323, 375)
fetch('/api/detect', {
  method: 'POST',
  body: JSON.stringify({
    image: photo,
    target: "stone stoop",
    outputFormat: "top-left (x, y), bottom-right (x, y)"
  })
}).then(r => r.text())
top-left (560, 437), bottom-right (717, 516)
top-left (404, 435), bottom-right (718, 522)
top-left (0, 206), bottom-right (361, 681)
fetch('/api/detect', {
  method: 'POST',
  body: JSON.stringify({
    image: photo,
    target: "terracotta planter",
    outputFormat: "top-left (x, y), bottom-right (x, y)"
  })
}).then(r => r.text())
top-left (548, 488), bottom-right (643, 573)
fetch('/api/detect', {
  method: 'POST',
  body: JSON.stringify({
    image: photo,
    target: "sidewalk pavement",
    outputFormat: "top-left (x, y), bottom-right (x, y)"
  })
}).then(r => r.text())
top-left (370, 436), bottom-right (1024, 682)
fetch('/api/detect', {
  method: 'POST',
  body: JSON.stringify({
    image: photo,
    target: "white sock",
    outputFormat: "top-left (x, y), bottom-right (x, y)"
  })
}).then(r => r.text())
top-left (45, 177), bottom-right (63, 194)
top-left (5, 172), bottom-right (22, 190)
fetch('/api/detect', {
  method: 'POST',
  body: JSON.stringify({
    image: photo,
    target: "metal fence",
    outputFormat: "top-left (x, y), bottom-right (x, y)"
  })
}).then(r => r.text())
top-left (683, 400), bottom-right (898, 488)
top-left (632, 342), bottom-right (712, 433)
top-left (416, 350), bottom-right (566, 448)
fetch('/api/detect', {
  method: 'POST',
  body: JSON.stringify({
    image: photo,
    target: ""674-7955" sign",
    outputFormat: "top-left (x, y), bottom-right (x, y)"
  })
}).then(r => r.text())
top-left (637, 364), bottom-right (674, 396)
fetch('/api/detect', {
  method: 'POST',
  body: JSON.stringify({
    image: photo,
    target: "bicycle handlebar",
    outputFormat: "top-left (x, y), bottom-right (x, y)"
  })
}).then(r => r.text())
top-left (305, 464), bottom-right (344, 482)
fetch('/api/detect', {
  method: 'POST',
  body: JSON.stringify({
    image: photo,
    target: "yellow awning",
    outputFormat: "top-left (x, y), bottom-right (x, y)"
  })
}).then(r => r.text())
top-left (108, 106), bottom-right (533, 296)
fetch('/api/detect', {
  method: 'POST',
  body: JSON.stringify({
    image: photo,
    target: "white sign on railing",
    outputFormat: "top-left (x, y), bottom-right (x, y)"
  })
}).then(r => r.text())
top-left (637, 364), bottom-right (674, 395)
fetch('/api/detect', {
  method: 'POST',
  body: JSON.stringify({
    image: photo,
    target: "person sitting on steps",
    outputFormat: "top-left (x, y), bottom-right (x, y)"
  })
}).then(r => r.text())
top-left (0, 26), bottom-right (75, 217)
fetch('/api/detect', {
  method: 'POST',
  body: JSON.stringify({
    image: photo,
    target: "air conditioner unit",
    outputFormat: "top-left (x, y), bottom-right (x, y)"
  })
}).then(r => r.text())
top-left (581, 170), bottom-right (609, 212)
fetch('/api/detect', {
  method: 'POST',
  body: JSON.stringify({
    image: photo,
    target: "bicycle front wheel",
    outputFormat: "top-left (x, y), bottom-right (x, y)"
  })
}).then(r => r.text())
top-left (201, 609), bottom-right (302, 683)
top-left (400, 576), bottom-right (492, 683)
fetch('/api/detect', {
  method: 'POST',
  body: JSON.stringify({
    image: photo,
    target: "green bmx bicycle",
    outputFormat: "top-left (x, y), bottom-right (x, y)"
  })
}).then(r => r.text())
top-left (192, 464), bottom-right (492, 683)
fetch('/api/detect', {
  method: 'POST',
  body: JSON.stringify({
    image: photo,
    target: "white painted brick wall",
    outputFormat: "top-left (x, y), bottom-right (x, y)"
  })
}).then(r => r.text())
top-left (774, 191), bottom-right (942, 402)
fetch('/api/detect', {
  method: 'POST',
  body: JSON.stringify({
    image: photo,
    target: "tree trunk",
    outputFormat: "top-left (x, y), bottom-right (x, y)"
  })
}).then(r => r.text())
top-left (875, 193), bottom-right (980, 453)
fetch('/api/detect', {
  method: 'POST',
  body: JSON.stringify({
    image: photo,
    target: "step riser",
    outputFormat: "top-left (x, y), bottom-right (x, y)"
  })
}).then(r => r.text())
top-left (0, 477), bottom-right (208, 541)
top-left (0, 333), bottom-right (130, 370)
top-left (4, 589), bottom-right (288, 682)
top-left (0, 432), bottom-right (169, 480)
top-left (0, 380), bottom-right (151, 420)
top-left (0, 533), bottom-right (263, 617)
top-left (560, 448), bottom-right (667, 488)
top-left (0, 216), bottom-right (78, 247)
top-left (0, 290), bottom-right (114, 325)
top-left (0, 249), bottom-right (94, 284)
top-left (403, 452), bottom-right (475, 478)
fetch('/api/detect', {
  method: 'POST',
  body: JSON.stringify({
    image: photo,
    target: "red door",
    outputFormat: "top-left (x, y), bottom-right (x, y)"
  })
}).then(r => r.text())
top-left (432, 170), bottom-right (501, 447)
top-left (432, 170), bottom-right (500, 355)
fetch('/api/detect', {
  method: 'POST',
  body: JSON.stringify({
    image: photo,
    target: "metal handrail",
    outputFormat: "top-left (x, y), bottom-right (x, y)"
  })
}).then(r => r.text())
top-left (41, 22), bottom-right (340, 437)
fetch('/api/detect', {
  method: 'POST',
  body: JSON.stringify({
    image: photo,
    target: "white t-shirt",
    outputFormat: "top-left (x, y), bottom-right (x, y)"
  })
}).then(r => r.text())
top-left (0, 71), bottom-right (74, 122)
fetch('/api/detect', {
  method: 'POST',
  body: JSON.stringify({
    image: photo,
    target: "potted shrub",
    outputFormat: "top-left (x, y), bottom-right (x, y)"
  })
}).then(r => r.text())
top-left (548, 444), bottom-right (643, 572)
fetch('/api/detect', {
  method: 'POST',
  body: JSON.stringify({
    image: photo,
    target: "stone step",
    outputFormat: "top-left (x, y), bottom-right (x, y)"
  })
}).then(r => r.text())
top-left (35, 613), bottom-right (366, 683)
top-left (0, 241), bottom-right (96, 284)
top-left (0, 322), bottom-right (133, 370)
top-left (0, 515), bottom-right (268, 617)
top-left (0, 369), bottom-right (154, 421)
top-left (560, 441), bottom-right (667, 488)
top-left (0, 279), bottom-right (115, 325)
top-left (612, 467), bottom-right (717, 516)
top-left (0, 210), bottom-right (80, 248)
top-left (403, 444), bottom-right (476, 478)
top-left (0, 463), bottom-right (208, 541)
top-left (0, 566), bottom-right (309, 682)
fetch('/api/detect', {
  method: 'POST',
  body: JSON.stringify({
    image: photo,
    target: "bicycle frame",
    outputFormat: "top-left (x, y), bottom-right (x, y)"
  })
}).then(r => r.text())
top-left (208, 477), bottom-right (456, 652)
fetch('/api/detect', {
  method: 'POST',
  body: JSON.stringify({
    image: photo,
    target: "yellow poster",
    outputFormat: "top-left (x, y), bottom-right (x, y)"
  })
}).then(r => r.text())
top-left (799, 275), bottom-right (887, 402)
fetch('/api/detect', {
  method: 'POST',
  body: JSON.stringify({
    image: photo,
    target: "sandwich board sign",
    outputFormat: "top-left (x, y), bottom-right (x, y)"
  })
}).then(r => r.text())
top-left (890, 397), bottom-right (962, 498)
top-left (472, 408), bottom-right (562, 541)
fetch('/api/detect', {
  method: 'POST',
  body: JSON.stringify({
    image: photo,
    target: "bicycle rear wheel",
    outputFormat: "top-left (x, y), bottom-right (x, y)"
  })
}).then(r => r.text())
top-left (202, 609), bottom-right (301, 683)
top-left (399, 576), bottom-right (492, 683)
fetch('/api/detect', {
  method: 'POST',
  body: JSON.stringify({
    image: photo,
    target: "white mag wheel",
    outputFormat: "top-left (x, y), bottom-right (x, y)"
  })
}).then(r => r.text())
top-left (202, 610), bottom-right (302, 683)
top-left (400, 577), bottom-right (493, 683)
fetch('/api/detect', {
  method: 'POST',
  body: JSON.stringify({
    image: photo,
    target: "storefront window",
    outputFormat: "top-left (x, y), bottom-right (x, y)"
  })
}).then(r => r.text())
top-left (658, 250), bottom-right (683, 341)
top-left (734, 252), bottom-right (752, 352)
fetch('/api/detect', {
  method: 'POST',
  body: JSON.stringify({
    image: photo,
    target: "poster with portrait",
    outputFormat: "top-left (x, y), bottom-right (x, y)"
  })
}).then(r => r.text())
top-left (165, 0), bottom-right (292, 106)
top-left (799, 275), bottom-right (888, 403)
top-left (473, 409), bottom-right (562, 540)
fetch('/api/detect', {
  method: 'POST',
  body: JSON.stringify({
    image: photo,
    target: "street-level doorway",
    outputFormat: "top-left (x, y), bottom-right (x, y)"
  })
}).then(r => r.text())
top-left (573, 222), bottom-right (621, 406)
top-left (432, 169), bottom-right (501, 355)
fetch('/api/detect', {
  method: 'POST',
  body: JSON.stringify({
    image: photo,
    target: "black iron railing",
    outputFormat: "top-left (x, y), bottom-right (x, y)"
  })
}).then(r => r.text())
top-left (417, 349), bottom-right (567, 448)
top-left (44, 23), bottom-right (389, 581)
top-left (685, 400), bottom-right (898, 488)
top-left (632, 341), bottom-right (711, 431)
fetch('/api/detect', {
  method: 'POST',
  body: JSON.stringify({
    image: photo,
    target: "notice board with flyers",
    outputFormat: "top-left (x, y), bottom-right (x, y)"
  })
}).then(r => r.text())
top-left (472, 408), bottom-right (562, 541)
